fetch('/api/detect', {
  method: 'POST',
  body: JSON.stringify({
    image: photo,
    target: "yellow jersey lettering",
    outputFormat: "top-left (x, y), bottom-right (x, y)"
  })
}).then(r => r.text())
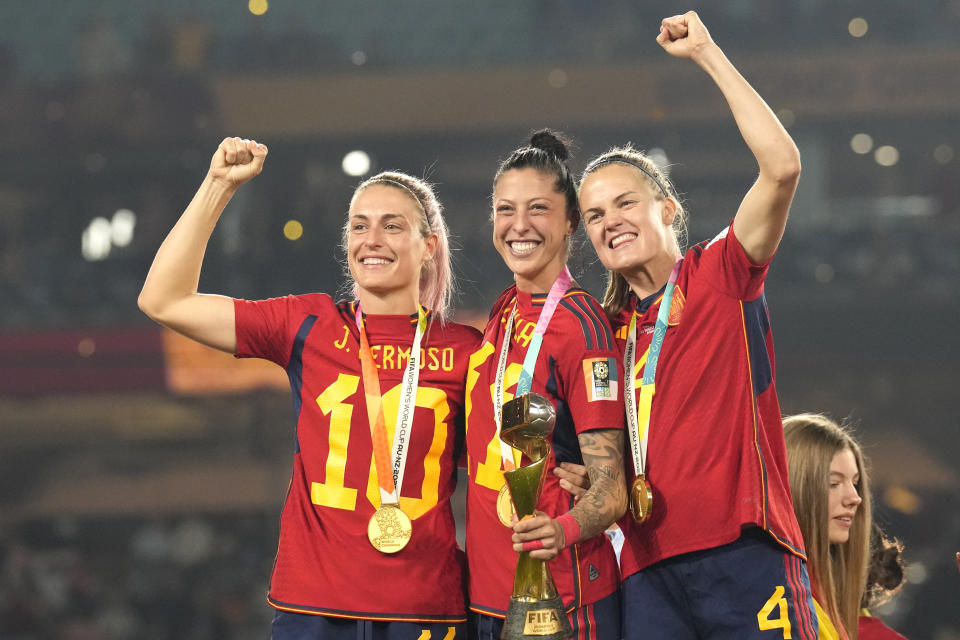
top-left (382, 345), bottom-right (394, 369)
top-left (757, 585), bottom-right (792, 639)
top-left (427, 346), bottom-right (441, 371)
top-left (333, 324), bottom-right (350, 349)
top-left (395, 346), bottom-right (410, 370)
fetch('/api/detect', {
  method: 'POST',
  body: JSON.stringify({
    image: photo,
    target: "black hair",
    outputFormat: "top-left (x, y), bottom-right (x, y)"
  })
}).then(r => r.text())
top-left (493, 128), bottom-right (580, 231)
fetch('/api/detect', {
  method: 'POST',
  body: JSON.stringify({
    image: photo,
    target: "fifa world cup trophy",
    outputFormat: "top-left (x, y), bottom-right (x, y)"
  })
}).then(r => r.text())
top-left (499, 393), bottom-right (573, 640)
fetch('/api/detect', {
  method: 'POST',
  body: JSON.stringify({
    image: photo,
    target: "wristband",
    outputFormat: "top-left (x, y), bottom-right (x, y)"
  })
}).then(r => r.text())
top-left (555, 513), bottom-right (581, 550)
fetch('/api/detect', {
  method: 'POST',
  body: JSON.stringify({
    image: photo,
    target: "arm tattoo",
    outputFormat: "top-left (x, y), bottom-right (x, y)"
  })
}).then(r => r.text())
top-left (567, 429), bottom-right (627, 543)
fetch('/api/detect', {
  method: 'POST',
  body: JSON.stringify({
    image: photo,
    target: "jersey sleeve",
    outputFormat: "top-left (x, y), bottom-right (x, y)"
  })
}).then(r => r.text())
top-left (234, 294), bottom-right (331, 367)
top-left (697, 221), bottom-right (770, 301)
top-left (556, 293), bottom-right (626, 435)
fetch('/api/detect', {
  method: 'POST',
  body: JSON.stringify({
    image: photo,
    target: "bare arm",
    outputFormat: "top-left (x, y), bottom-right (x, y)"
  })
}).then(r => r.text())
top-left (567, 429), bottom-right (627, 540)
top-left (137, 137), bottom-right (268, 353)
top-left (512, 429), bottom-right (627, 560)
top-left (658, 12), bottom-right (801, 264)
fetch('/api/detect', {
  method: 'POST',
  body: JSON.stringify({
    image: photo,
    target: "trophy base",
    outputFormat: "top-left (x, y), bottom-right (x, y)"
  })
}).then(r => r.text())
top-left (501, 595), bottom-right (572, 640)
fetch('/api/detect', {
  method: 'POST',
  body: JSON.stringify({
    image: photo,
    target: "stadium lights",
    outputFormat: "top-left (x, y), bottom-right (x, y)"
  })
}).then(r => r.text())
top-left (848, 17), bottom-right (868, 38)
top-left (874, 145), bottom-right (899, 167)
top-left (284, 219), bottom-right (304, 241)
top-left (850, 133), bottom-right (873, 154)
top-left (933, 144), bottom-right (954, 164)
top-left (342, 150), bottom-right (371, 177)
top-left (81, 209), bottom-right (137, 261)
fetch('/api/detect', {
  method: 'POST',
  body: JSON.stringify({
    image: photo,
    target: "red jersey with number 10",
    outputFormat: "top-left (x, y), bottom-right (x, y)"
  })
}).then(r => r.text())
top-left (465, 285), bottom-right (625, 617)
top-left (235, 294), bottom-right (481, 622)
top-left (613, 223), bottom-right (806, 580)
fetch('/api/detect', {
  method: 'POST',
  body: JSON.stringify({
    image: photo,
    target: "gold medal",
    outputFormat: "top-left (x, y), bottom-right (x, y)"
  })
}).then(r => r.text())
top-left (628, 475), bottom-right (654, 523)
top-left (496, 484), bottom-right (517, 527)
top-left (367, 503), bottom-right (412, 553)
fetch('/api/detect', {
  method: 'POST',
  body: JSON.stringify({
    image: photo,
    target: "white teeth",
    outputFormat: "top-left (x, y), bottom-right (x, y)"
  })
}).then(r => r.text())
top-left (510, 241), bottom-right (539, 255)
top-left (361, 257), bottom-right (391, 265)
top-left (610, 233), bottom-right (637, 249)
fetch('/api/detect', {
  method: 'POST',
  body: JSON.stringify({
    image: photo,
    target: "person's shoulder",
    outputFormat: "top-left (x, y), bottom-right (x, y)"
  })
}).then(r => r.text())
top-left (488, 285), bottom-right (518, 319)
top-left (556, 287), bottom-right (616, 352)
top-left (432, 317), bottom-right (484, 345)
top-left (685, 232), bottom-right (719, 262)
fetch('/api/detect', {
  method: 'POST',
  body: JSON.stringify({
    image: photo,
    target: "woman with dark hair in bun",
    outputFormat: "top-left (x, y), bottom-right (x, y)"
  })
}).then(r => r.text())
top-left (464, 130), bottom-right (627, 640)
top-left (859, 524), bottom-right (909, 639)
top-left (574, 11), bottom-right (816, 640)
top-left (139, 138), bottom-right (481, 639)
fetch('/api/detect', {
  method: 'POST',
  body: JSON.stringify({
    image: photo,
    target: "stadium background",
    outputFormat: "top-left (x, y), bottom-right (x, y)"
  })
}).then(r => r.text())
top-left (0, 1), bottom-right (957, 637)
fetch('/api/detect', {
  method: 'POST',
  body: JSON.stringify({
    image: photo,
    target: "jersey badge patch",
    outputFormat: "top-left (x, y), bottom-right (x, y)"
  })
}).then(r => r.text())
top-left (588, 564), bottom-right (600, 581)
top-left (668, 286), bottom-right (685, 326)
top-left (582, 357), bottom-right (618, 401)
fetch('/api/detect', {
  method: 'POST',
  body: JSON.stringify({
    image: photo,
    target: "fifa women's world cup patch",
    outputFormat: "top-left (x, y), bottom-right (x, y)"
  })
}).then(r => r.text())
top-left (583, 357), bottom-right (619, 401)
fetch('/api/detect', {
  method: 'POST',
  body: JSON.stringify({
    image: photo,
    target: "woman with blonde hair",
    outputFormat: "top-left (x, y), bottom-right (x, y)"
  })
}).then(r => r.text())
top-left (139, 137), bottom-right (482, 639)
top-left (784, 413), bottom-right (872, 640)
top-left (576, 10), bottom-right (816, 639)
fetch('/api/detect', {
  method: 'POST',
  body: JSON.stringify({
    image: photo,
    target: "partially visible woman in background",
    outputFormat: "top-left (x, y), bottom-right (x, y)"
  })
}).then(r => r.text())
top-left (858, 523), bottom-right (909, 640)
top-left (784, 413), bottom-right (872, 640)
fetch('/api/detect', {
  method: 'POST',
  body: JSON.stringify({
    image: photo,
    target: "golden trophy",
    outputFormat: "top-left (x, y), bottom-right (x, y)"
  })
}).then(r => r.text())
top-left (499, 393), bottom-right (573, 640)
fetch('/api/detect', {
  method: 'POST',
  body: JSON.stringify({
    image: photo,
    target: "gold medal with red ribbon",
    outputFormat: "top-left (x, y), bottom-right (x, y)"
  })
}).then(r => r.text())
top-left (355, 304), bottom-right (427, 553)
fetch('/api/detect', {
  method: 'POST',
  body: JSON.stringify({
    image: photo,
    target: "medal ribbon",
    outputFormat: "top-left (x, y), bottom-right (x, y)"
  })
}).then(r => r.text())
top-left (355, 304), bottom-right (427, 506)
top-left (624, 259), bottom-right (682, 477)
top-left (493, 266), bottom-right (573, 470)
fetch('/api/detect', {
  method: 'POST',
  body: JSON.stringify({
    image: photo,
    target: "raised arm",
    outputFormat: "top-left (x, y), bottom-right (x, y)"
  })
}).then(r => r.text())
top-left (137, 137), bottom-right (268, 353)
top-left (658, 11), bottom-right (801, 264)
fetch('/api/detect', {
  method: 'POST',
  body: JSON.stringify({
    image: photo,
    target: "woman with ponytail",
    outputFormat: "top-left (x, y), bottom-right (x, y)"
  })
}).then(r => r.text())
top-left (575, 11), bottom-right (816, 640)
top-left (139, 138), bottom-right (481, 639)
top-left (464, 130), bottom-right (627, 640)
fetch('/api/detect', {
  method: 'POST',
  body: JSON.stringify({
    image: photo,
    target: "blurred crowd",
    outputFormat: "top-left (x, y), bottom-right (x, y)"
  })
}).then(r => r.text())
top-left (0, 516), bottom-right (275, 640)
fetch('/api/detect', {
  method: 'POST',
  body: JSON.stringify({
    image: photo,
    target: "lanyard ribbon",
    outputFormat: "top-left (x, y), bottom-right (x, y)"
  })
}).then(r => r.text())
top-left (355, 304), bottom-right (427, 506)
top-left (493, 266), bottom-right (573, 470)
top-left (623, 259), bottom-right (682, 477)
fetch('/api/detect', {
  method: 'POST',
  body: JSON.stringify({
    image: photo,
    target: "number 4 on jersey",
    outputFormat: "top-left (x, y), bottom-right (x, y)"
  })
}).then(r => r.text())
top-left (757, 585), bottom-right (792, 638)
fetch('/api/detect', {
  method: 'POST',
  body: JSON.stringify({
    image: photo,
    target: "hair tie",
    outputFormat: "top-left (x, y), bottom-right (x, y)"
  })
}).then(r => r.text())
top-left (587, 158), bottom-right (669, 198)
top-left (366, 177), bottom-right (428, 218)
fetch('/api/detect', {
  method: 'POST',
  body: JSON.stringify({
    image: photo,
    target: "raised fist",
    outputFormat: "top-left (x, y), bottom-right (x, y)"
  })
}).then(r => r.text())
top-left (208, 137), bottom-right (268, 187)
top-left (656, 11), bottom-right (715, 61)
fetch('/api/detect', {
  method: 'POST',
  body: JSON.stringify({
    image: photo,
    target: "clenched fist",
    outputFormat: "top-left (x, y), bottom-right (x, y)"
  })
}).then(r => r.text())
top-left (656, 11), bottom-right (715, 62)
top-left (208, 136), bottom-right (268, 188)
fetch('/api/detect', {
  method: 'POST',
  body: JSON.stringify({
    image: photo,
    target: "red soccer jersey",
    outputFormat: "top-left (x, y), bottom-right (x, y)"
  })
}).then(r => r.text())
top-left (234, 294), bottom-right (482, 622)
top-left (613, 223), bottom-right (806, 579)
top-left (858, 614), bottom-right (909, 640)
top-left (464, 285), bottom-right (625, 617)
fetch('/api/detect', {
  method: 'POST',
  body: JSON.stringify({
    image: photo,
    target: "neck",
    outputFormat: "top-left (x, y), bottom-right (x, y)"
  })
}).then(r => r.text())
top-left (357, 288), bottom-right (420, 316)
top-left (621, 249), bottom-right (679, 299)
top-left (515, 261), bottom-right (567, 294)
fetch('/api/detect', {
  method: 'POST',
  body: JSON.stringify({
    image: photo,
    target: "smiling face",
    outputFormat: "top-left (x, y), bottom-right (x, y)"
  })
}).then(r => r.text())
top-left (827, 447), bottom-right (863, 545)
top-left (579, 163), bottom-right (678, 280)
top-left (492, 167), bottom-right (573, 292)
top-left (347, 183), bottom-right (436, 311)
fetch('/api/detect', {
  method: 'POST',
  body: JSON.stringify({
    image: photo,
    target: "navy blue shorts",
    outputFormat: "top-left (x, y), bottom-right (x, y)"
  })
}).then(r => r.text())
top-left (469, 590), bottom-right (620, 640)
top-left (621, 529), bottom-right (818, 640)
top-left (271, 611), bottom-right (466, 640)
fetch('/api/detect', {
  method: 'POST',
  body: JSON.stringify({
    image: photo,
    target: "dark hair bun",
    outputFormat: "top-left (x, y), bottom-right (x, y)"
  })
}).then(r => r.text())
top-left (529, 129), bottom-right (571, 161)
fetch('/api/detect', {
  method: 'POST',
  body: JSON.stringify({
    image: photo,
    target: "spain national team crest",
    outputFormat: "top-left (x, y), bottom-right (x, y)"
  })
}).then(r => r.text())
top-left (583, 357), bottom-right (618, 401)
top-left (668, 286), bottom-right (685, 326)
